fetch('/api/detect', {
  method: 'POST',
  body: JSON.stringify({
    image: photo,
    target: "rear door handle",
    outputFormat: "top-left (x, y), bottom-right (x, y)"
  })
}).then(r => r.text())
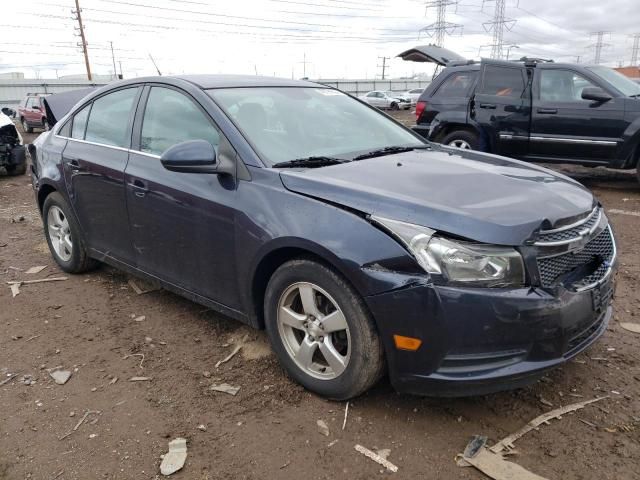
top-left (129, 179), bottom-right (149, 198)
top-left (537, 108), bottom-right (558, 114)
top-left (479, 103), bottom-right (496, 109)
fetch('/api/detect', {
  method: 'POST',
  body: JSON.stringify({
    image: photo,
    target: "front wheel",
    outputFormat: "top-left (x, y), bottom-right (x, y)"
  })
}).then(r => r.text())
top-left (389, 102), bottom-right (399, 111)
top-left (264, 259), bottom-right (385, 400)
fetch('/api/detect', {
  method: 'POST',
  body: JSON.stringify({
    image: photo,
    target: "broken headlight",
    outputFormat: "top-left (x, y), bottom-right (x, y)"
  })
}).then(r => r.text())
top-left (372, 216), bottom-right (525, 287)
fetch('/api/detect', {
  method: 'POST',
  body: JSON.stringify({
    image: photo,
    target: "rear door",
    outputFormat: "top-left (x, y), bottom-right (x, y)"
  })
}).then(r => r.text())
top-left (470, 60), bottom-right (531, 157)
top-left (528, 68), bottom-right (625, 163)
top-left (61, 87), bottom-right (141, 263)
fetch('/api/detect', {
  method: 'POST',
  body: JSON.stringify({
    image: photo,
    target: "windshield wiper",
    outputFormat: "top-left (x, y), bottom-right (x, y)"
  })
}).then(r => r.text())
top-left (352, 145), bottom-right (430, 161)
top-left (272, 156), bottom-right (350, 169)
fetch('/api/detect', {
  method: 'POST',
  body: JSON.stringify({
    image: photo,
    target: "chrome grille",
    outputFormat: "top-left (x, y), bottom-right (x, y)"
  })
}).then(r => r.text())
top-left (535, 207), bottom-right (601, 245)
top-left (537, 226), bottom-right (615, 289)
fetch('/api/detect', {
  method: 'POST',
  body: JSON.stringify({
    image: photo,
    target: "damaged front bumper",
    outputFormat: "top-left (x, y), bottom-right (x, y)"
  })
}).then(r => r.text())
top-left (364, 272), bottom-right (615, 397)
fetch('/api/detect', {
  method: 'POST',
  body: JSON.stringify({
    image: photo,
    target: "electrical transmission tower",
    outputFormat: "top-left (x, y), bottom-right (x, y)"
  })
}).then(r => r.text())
top-left (72, 0), bottom-right (92, 81)
top-left (588, 31), bottom-right (611, 65)
top-left (481, 0), bottom-right (516, 60)
top-left (630, 33), bottom-right (640, 66)
top-left (420, 1), bottom-right (462, 47)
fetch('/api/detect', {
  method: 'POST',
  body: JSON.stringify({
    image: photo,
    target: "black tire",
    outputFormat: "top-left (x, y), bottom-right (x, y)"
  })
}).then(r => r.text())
top-left (264, 258), bottom-right (385, 400)
top-left (389, 102), bottom-right (399, 111)
top-left (440, 129), bottom-right (479, 150)
top-left (42, 192), bottom-right (98, 273)
top-left (6, 146), bottom-right (27, 176)
top-left (6, 163), bottom-right (26, 176)
top-left (42, 118), bottom-right (50, 131)
top-left (20, 117), bottom-right (33, 134)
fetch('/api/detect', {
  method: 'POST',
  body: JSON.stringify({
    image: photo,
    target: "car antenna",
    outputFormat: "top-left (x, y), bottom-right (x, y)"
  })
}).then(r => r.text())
top-left (148, 53), bottom-right (162, 76)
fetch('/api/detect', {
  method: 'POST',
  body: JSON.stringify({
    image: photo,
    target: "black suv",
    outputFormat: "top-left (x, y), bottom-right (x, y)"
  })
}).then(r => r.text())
top-left (410, 53), bottom-right (640, 181)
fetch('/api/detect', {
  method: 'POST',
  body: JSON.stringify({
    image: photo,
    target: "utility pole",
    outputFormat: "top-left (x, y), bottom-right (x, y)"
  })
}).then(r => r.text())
top-left (588, 31), bottom-right (611, 64)
top-left (148, 53), bottom-right (162, 76)
top-left (72, 0), bottom-right (92, 81)
top-left (109, 41), bottom-right (117, 80)
top-left (575, 55), bottom-right (581, 63)
top-left (420, 1), bottom-right (462, 47)
top-left (630, 33), bottom-right (640, 66)
top-left (118, 60), bottom-right (123, 79)
top-left (481, 0), bottom-right (516, 60)
top-left (377, 56), bottom-right (390, 80)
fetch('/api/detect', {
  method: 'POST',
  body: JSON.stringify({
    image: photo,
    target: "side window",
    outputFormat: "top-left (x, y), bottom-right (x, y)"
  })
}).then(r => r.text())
top-left (480, 66), bottom-right (525, 98)
top-left (366, 92), bottom-right (376, 97)
top-left (58, 118), bottom-right (72, 137)
top-left (71, 104), bottom-right (90, 140)
top-left (140, 87), bottom-right (220, 156)
top-left (434, 71), bottom-right (478, 97)
top-left (26, 97), bottom-right (36, 108)
top-left (540, 70), bottom-right (599, 102)
top-left (85, 88), bottom-right (138, 148)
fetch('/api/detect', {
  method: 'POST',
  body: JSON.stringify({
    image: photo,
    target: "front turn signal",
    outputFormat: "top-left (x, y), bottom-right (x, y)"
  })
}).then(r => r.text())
top-left (393, 335), bottom-right (422, 351)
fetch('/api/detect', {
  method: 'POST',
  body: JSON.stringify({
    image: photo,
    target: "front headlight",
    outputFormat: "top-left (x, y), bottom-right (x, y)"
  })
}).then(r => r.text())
top-left (372, 216), bottom-right (525, 287)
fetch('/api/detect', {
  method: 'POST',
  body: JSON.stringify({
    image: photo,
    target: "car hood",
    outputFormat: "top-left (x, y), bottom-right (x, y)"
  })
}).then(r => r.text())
top-left (279, 148), bottom-right (595, 246)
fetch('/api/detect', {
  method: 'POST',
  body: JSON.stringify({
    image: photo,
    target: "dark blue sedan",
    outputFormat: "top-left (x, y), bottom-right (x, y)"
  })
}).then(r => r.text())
top-left (30, 75), bottom-right (616, 399)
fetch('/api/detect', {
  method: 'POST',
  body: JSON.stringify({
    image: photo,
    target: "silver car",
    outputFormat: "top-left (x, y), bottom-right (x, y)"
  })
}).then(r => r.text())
top-left (359, 91), bottom-right (411, 110)
top-left (405, 88), bottom-right (425, 106)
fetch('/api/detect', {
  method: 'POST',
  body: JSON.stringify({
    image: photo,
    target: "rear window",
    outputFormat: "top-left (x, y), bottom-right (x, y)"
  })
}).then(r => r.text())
top-left (480, 66), bottom-right (526, 98)
top-left (433, 71), bottom-right (477, 97)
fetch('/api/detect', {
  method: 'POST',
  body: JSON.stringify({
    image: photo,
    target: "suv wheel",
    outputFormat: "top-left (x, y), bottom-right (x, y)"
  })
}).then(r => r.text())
top-left (441, 130), bottom-right (479, 150)
top-left (264, 259), bottom-right (385, 400)
top-left (21, 117), bottom-right (33, 134)
top-left (43, 192), bottom-right (98, 273)
top-left (42, 118), bottom-right (50, 131)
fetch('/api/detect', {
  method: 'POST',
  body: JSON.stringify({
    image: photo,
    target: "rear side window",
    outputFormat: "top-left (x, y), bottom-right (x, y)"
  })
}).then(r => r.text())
top-left (480, 66), bottom-right (526, 98)
top-left (140, 87), bottom-right (220, 156)
top-left (433, 71), bottom-right (477, 97)
top-left (71, 104), bottom-right (90, 140)
top-left (85, 88), bottom-right (138, 148)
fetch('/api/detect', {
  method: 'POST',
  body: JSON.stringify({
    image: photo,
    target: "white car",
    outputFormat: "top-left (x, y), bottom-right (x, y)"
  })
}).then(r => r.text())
top-left (405, 88), bottom-right (425, 105)
top-left (359, 91), bottom-right (411, 110)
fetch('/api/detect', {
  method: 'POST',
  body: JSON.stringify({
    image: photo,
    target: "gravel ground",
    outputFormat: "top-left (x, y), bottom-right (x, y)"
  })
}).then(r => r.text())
top-left (0, 122), bottom-right (638, 480)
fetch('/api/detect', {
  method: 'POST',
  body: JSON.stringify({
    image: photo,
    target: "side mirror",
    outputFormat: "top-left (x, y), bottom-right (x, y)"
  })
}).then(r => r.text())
top-left (581, 87), bottom-right (612, 102)
top-left (160, 140), bottom-right (218, 174)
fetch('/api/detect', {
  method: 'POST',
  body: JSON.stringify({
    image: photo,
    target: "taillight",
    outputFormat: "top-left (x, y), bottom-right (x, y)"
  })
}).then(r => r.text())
top-left (415, 100), bottom-right (426, 119)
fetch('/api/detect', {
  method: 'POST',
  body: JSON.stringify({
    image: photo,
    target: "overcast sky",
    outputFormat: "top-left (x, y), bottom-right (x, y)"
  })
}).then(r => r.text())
top-left (2, 0), bottom-right (639, 80)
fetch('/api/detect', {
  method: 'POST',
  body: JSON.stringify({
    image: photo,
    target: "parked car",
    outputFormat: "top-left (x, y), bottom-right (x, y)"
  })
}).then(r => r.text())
top-left (0, 110), bottom-right (26, 176)
top-left (405, 87), bottom-right (425, 105)
top-left (359, 90), bottom-right (411, 110)
top-left (407, 51), bottom-right (640, 182)
top-left (17, 93), bottom-right (50, 133)
top-left (31, 75), bottom-right (616, 399)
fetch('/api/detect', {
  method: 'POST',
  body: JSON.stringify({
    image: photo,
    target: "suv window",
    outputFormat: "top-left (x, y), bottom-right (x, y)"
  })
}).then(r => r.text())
top-left (85, 88), bottom-right (138, 148)
top-left (140, 87), bottom-right (220, 156)
top-left (434, 71), bottom-right (477, 97)
top-left (26, 97), bottom-right (38, 109)
top-left (71, 104), bottom-right (91, 140)
top-left (480, 66), bottom-right (525, 98)
top-left (540, 70), bottom-right (599, 102)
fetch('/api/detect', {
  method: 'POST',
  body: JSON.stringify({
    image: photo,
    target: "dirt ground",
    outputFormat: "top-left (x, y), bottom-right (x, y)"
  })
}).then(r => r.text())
top-left (1, 120), bottom-right (639, 480)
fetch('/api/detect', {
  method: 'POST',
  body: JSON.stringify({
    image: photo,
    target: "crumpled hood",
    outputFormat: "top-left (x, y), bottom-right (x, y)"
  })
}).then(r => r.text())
top-left (279, 148), bottom-right (595, 246)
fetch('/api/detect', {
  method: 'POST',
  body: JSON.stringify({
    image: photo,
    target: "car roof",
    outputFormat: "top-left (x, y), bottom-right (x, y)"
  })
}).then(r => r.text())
top-left (174, 74), bottom-right (323, 89)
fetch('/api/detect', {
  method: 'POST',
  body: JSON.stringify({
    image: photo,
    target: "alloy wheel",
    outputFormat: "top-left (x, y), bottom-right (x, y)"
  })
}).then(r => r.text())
top-left (47, 205), bottom-right (73, 262)
top-left (276, 282), bottom-right (351, 380)
top-left (448, 139), bottom-right (472, 149)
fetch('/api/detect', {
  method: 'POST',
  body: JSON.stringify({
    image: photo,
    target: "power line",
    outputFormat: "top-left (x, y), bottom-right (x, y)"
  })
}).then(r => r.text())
top-left (481, 0), bottom-right (515, 60)
top-left (420, 0), bottom-right (462, 47)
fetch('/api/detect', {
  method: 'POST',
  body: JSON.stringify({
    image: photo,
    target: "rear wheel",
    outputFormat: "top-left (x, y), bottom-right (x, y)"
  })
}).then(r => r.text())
top-left (21, 117), bottom-right (33, 134)
top-left (264, 259), bottom-right (385, 400)
top-left (42, 118), bottom-right (50, 131)
top-left (441, 130), bottom-right (479, 150)
top-left (389, 102), bottom-right (399, 111)
top-left (42, 192), bottom-right (97, 273)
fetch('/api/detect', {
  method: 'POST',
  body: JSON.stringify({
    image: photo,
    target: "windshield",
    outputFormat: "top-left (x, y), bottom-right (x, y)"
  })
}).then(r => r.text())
top-left (587, 66), bottom-right (640, 97)
top-left (208, 87), bottom-right (423, 165)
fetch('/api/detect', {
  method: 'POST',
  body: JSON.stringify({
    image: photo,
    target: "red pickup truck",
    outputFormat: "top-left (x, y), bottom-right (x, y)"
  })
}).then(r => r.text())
top-left (17, 94), bottom-right (49, 133)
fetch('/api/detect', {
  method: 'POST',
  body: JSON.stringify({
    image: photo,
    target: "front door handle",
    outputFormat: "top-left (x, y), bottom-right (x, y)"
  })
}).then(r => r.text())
top-left (537, 108), bottom-right (558, 114)
top-left (479, 103), bottom-right (497, 109)
top-left (129, 179), bottom-right (149, 198)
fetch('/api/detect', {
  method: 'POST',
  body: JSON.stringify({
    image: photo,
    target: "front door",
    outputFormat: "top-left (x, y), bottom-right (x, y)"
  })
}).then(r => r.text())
top-left (470, 61), bottom-right (531, 157)
top-left (125, 85), bottom-right (240, 309)
top-left (528, 68), bottom-right (625, 163)
top-left (61, 87), bottom-right (140, 262)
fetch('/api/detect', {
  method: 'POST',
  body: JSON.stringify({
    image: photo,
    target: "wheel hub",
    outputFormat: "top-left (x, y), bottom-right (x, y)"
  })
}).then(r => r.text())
top-left (305, 317), bottom-right (325, 340)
